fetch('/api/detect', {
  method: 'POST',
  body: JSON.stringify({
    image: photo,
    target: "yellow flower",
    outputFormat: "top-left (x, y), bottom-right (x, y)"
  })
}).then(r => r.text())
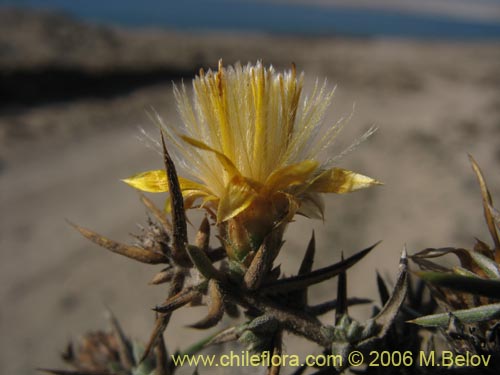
top-left (124, 61), bottom-right (380, 260)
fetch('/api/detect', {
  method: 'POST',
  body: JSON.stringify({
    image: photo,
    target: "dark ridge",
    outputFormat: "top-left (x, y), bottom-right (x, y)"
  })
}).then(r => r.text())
top-left (0, 66), bottom-right (197, 108)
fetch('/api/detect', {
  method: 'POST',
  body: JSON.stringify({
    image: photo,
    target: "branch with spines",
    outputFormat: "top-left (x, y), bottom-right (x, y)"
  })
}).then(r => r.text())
top-left (52, 131), bottom-right (408, 375)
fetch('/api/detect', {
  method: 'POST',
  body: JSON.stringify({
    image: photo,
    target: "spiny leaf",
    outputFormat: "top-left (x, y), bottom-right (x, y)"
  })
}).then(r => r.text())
top-left (452, 265), bottom-right (479, 277)
top-left (247, 315), bottom-right (279, 333)
top-left (293, 231), bottom-right (316, 307)
top-left (469, 155), bottom-right (500, 253)
top-left (140, 272), bottom-right (185, 363)
top-left (140, 314), bottom-right (171, 365)
top-left (154, 331), bottom-right (169, 375)
top-left (410, 256), bottom-right (450, 273)
top-left (205, 247), bottom-right (227, 263)
top-left (411, 247), bottom-right (473, 271)
top-left (470, 251), bottom-right (500, 279)
top-left (186, 245), bottom-right (224, 281)
top-left (262, 241), bottom-right (380, 294)
top-left (376, 271), bottom-right (390, 306)
top-left (416, 271), bottom-right (500, 299)
top-left (473, 237), bottom-right (492, 256)
top-left (244, 235), bottom-right (276, 290)
top-left (298, 231), bottom-right (316, 276)
top-left (68, 221), bottom-right (168, 264)
top-left (107, 309), bottom-right (135, 369)
top-left (372, 247), bottom-right (408, 336)
top-left (231, 291), bottom-right (330, 347)
top-left (132, 340), bottom-right (156, 374)
top-left (409, 302), bottom-right (500, 327)
top-left (161, 132), bottom-right (188, 263)
top-left (189, 279), bottom-right (225, 329)
top-left (335, 252), bottom-right (347, 324)
top-left (149, 268), bottom-right (175, 285)
top-left (490, 202), bottom-right (500, 231)
top-left (195, 217), bottom-right (210, 252)
top-left (154, 287), bottom-right (204, 314)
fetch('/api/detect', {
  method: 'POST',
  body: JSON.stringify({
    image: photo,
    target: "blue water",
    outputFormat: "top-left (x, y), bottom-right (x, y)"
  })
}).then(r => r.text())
top-left (2, 0), bottom-right (500, 39)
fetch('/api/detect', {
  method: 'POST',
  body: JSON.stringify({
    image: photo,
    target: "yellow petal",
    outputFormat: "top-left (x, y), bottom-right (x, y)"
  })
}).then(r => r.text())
top-left (122, 170), bottom-right (169, 192)
top-left (309, 167), bottom-right (382, 194)
top-left (264, 160), bottom-right (319, 193)
top-left (181, 135), bottom-right (240, 178)
top-left (217, 175), bottom-right (256, 223)
top-left (122, 170), bottom-right (209, 193)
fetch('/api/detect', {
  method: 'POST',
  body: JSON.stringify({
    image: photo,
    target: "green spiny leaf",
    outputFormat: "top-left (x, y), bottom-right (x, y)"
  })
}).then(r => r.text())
top-left (470, 251), bottom-right (500, 279)
top-left (409, 302), bottom-right (500, 327)
top-left (186, 245), bottom-right (223, 281)
top-left (452, 266), bottom-right (479, 278)
top-left (416, 271), bottom-right (500, 298)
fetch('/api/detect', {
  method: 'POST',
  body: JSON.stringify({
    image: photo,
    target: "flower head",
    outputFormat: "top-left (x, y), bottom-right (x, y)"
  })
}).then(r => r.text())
top-left (124, 61), bottom-right (380, 260)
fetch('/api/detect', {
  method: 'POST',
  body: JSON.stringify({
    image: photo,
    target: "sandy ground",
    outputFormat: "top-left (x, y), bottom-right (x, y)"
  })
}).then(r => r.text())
top-left (1, 9), bottom-right (500, 375)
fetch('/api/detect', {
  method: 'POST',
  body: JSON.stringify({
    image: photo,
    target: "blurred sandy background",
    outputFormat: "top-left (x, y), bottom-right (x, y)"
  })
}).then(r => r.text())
top-left (1, 3), bottom-right (500, 375)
